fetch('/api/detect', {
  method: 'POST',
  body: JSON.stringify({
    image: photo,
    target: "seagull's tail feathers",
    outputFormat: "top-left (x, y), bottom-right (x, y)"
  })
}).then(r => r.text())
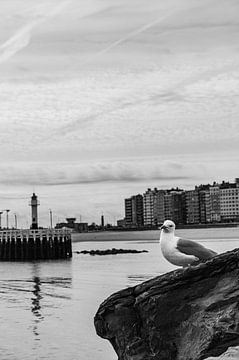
top-left (201, 248), bottom-right (218, 259)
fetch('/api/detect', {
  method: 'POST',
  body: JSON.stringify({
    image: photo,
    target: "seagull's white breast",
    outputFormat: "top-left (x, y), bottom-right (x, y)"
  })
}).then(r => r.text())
top-left (160, 233), bottom-right (197, 267)
top-left (160, 234), bottom-right (179, 262)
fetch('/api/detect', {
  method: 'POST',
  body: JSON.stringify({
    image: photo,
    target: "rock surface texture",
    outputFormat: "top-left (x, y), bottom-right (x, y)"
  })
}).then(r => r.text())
top-left (94, 248), bottom-right (239, 360)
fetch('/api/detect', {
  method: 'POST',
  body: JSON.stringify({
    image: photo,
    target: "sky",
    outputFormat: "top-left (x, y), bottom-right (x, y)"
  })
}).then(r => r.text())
top-left (0, 0), bottom-right (238, 227)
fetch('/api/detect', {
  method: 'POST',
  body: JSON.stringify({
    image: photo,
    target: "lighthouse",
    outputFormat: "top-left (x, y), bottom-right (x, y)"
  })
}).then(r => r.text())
top-left (30, 193), bottom-right (40, 229)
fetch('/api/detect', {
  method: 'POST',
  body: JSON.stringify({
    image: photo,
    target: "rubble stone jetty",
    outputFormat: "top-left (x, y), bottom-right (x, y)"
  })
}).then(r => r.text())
top-left (75, 248), bottom-right (148, 256)
top-left (95, 248), bottom-right (239, 360)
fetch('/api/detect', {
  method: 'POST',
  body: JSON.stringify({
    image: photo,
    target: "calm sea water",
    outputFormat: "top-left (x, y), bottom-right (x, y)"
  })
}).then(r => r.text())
top-left (0, 227), bottom-right (239, 360)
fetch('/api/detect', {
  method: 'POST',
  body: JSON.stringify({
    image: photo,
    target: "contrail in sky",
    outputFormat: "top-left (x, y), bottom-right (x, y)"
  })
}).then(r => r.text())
top-left (0, 0), bottom-right (72, 65)
top-left (94, 13), bottom-right (174, 57)
top-left (81, 8), bottom-right (182, 66)
top-left (54, 7), bottom-right (182, 133)
top-left (0, 23), bottom-right (32, 65)
top-left (0, 3), bottom-right (177, 67)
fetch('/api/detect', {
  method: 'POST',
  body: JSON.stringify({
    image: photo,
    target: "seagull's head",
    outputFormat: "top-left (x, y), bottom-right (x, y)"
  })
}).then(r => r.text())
top-left (160, 220), bottom-right (176, 233)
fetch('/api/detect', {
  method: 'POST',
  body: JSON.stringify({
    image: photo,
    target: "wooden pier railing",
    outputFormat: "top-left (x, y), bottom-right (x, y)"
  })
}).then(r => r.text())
top-left (0, 229), bottom-right (72, 261)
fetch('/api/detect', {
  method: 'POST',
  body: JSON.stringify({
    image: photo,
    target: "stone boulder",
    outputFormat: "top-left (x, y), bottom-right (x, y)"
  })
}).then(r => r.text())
top-left (94, 248), bottom-right (239, 360)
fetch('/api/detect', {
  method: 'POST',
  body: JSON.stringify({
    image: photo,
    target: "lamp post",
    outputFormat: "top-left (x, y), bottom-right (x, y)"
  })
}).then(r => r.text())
top-left (5, 209), bottom-right (10, 229)
top-left (14, 213), bottom-right (18, 229)
top-left (0, 212), bottom-right (3, 229)
top-left (49, 209), bottom-right (53, 229)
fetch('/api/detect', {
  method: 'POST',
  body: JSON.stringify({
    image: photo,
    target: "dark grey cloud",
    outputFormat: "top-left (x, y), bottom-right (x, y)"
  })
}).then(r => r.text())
top-left (0, 160), bottom-right (195, 187)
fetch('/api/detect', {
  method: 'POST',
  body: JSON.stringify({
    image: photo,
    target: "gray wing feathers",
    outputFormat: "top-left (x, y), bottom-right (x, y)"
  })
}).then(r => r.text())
top-left (177, 238), bottom-right (217, 260)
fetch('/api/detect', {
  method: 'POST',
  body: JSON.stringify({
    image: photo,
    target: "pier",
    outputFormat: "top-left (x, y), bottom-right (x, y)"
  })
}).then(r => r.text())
top-left (0, 229), bottom-right (72, 261)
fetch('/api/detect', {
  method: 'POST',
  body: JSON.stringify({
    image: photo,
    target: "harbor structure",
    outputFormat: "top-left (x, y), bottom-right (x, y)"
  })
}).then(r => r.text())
top-left (0, 193), bottom-right (72, 261)
top-left (55, 217), bottom-right (88, 232)
top-left (30, 193), bottom-right (39, 229)
top-left (0, 229), bottom-right (72, 261)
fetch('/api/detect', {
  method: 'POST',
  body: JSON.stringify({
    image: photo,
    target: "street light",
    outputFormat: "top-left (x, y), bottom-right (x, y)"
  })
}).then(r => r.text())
top-left (5, 210), bottom-right (10, 229)
top-left (14, 213), bottom-right (18, 229)
top-left (49, 209), bottom-right (53, 229)
top-left (0, 212), bottom-right (3, 229)
top-left (0, 210), bottom-right (10, 229)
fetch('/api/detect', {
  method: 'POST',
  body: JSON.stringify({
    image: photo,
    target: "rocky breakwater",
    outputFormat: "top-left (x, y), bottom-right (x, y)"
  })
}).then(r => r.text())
top-left (75, 249), bottom-right (148, 256)
top-left (94, 248), bottom-right (239, 360)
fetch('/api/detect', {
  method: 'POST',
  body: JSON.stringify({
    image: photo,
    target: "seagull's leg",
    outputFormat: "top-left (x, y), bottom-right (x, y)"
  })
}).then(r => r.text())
top-left (184, 257), bottom-right (200, 268)
top-left (191, 257), bottom-right (201, 267)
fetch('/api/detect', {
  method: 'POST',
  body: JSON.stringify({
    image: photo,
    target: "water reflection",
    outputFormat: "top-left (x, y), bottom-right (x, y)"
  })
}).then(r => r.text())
top-left (31, 264), bottom-right (43, 341)
top-left (30, 261), bottom-right (73, 342)
top-left (32, 277), bottom-right (42, 316)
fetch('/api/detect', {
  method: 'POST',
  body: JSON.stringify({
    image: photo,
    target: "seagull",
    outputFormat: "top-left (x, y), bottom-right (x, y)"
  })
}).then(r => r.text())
top-left (160, 220), bottom-right (217, 267)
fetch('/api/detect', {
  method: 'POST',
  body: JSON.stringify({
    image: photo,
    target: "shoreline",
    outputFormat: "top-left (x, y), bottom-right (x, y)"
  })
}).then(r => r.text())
top-left (72, 225), bottom-right (239, 243)
top-left (73, 223), bottom-right (238, 236)
top-left (72, 230), bottom-right (159, 242)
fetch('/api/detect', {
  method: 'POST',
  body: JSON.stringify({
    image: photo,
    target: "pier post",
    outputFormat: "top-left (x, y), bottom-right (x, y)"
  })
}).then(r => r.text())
top-left (0, 233), bottom-right (2, 259)
top-left (3, 236), bottom-right (7, 260)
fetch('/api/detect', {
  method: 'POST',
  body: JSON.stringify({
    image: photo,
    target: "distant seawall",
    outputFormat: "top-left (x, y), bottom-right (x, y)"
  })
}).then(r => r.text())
top-left (177, 223), bottom-right (238, 229)
top-left (72, 225), bottom-right (238, 242)
top-left (72, 230), bottom-right (159, 242)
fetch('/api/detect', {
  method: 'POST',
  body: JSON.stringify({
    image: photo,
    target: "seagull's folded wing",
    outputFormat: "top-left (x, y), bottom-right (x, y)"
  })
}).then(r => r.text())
top-left (177, 238), bottom-right (217, 260)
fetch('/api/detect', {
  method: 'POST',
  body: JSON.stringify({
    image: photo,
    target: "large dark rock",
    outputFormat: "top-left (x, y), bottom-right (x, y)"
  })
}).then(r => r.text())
top-left (94, 248), bottom-right (239, 360)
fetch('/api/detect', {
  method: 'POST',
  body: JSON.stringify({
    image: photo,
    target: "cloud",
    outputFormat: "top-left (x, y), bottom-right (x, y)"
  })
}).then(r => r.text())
top-left (0, 1), bottom-right (72, 65)
top-left (86, 10), bottom-right (176, 61)
top-left (0, 22), bottom-right (33, 64)
top-left (0, 158), bottom-right (203, 187)
top-left (0, 154), bottom-right (237, 227)
top-left (84, 0), bottom-right (238, 65)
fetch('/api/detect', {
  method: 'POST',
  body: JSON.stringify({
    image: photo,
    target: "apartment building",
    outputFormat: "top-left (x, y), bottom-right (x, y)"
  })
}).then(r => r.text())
top-left (125, 194), bottom-right (144, 227)
top-left (198, 187), bottom-right (211, 223)
top-left (153, 189), bottom-right (165, 225)
top-left (123, 178), bottom-right (239, 228)
top-left (143, 188), bottom-right (165, 226)
top-left (220, 183), bottom-right (239, 222)
top-left (185, 190), bottom-right (200, 224)
top-left (209, 183), bottom-right (221, 222)
top-left (143, 188), bottom-right (154, 226)
top-left (185, 181), bottom-right (239, 224)
top-left (164, 189), bottom-right (185, 225)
